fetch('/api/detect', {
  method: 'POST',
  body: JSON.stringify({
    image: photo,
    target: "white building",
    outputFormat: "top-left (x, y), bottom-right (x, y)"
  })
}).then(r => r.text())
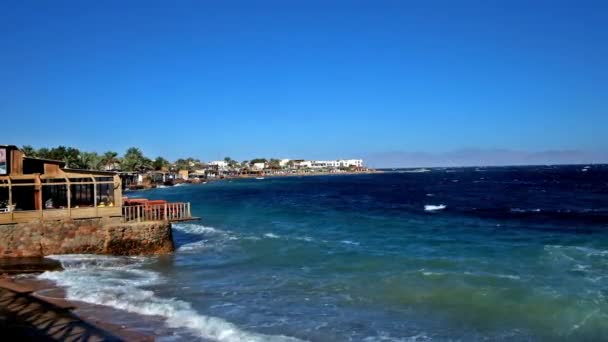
top-left (311, 160), bottom-right (337, 168)
top-left (209, 160), bottom-right (229, 170)
top-left (296, 160), bottom-right (313, 168)
top-left (297, 159), bottom-right (364, 169)
top-left (337, 159), bottom-right (363, 168)
top-left (279, 159), bottom-right (291, 168)
top-left (252, 162), bottom-right (266, 170)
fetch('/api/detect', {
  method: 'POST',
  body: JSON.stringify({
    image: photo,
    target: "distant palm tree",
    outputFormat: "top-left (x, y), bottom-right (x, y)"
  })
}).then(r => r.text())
top-left (75, 152), bottom-right (100, 170)
top-left (101, 151), bottom-right (121, 171)
top-left (21, 145), bottom-right (37, 157)
top-left (122, 147), bottom-right (147, 172)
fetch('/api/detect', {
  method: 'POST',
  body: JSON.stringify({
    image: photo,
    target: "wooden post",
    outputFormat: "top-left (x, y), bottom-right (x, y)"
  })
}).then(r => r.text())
top-left (66, 177), bottom-right (71, 218)
top-left (92, 176), bottom-right (98, 217)
top-left (7, 177), bottom-right (12, 208)
top-left (164, 203), bottom-right (168, 222)
top-left (114, 174), bottom-right (122, 207)
top-left (34, 174), bottom-right (42, 212)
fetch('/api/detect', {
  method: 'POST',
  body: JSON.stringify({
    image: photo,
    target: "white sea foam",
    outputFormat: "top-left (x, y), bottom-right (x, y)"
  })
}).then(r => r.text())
top-left (264, 233), bottom-right (280, 239)
top-left (172, 224), bottom-right (235, 252)
top-left (424, 204), bottom-right (446, 211)
top-left (402, 168), bottom-right (431, 173)
top-left (173, 223), bottom-right (223, 235)
top-left (178, 240), bottom-right (210, 252)
top-left (340, 240), bottom-right (360, 246)
top-left (39, 255), bottom-right (301, 342)
top-left (510, 208), bottom-right (541, 213)
top-left (495, 274), bottom-right (520, 280)
top-left (295, 236), bottom-right (314, 242)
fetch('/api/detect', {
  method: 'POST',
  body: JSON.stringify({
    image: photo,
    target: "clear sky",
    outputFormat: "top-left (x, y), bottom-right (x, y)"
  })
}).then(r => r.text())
top-left (1, 0), bottom-right (606, 166)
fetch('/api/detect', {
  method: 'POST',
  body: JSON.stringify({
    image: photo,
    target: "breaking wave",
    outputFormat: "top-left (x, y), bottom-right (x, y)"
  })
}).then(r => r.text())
top-left (401, 168), bottom-right (431, 173)
top-left (424, 204), bottom-right (446, 212)
top-left (173, 223), bottom-right (223, 235)
top-left (264, 233), bottom-right (280, 239)
top-left (39, 255), bottom-right (301, 342)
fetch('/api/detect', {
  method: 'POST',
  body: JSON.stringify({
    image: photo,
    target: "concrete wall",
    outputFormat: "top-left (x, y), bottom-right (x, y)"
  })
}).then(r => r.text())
top-left (0, 218), bottom-right (174, 257)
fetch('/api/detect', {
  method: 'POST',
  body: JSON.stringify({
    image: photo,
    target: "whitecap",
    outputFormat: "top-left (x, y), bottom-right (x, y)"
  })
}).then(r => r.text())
top-left (295, 236), bottom-right (314, 242)
top-left (424, 204), bottom-right (446, 211)
top-left (39, 255), bottom-right (301, 342)
top-left (173, 223), bottom-right (223, 235)
top-left (340, 240), bottom-right (360, 246)
top-left (177, 240), bottom-right (210, 252)
top-left (510, 208), bottom-right (541, 213)
top-left (402, 168), bottom-right (431, 173)
top-left (264, 233), bottom-right (280, 239)
top-left (494, 274), bottom-right (520, 280)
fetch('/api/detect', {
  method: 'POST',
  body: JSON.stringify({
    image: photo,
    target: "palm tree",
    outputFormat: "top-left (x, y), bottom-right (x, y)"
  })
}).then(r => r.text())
top-left (74, 152), bottom-right (100, 170)
top-left (101, 151), bottom-right (120, 171)
top-left (122, 147), bottom-right (147, 172)
top-left (153, 157), bottom-right (170, 170)
top-left (21, 145), bottom-right (37, 157)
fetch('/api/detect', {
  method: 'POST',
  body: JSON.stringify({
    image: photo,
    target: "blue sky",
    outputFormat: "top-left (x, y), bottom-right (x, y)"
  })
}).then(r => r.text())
top-left (1, 0), bottom-right (606, 166)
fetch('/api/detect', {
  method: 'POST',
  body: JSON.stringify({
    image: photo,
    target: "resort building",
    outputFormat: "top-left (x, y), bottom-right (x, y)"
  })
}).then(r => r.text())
top-left (338, 159), bottom-right (364, 168)
top-left (209, 160), bottom-right (229, 170)
top-left (252, 162), bottom-right (266, 170)
top-left (294, 159), bottom-right (364, 169)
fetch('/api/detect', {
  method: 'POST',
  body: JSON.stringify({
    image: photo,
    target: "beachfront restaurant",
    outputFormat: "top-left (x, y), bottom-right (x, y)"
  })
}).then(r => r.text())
top-left (0, 145), bottom-right (122, 224)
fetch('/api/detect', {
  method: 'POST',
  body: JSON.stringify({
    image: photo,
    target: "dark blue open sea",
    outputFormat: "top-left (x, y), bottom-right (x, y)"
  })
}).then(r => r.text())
top-left (39, 165), bottom-right (608, 341)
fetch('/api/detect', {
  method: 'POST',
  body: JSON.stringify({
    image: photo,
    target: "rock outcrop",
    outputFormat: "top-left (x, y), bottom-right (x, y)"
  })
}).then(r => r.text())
top-left (0, 218), bottom-right (174, 257)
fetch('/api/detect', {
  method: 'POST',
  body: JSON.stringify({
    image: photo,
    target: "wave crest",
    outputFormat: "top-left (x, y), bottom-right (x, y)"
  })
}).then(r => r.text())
top-left (39, 255), bottom-right (301, 342)
top-left (424, 204), bottom-right (446, 211)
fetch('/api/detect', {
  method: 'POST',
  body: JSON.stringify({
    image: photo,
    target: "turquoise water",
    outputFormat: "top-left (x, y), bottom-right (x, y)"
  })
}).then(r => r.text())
top-left (41, 167), bottom-right (608, 341)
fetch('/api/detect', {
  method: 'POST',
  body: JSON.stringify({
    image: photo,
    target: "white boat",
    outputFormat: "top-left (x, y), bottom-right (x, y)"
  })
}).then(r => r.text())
top-left (255, 177), bottom-right (265, 180)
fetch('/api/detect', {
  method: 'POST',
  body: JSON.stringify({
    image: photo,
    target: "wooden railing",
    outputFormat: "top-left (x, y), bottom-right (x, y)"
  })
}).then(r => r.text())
top-left (0, 207), bottom-right (122, 224)
top-left (122, 202), bottom-right (192, 223)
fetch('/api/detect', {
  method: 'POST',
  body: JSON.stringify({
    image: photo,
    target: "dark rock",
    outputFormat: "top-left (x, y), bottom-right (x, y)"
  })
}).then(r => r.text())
top-left (0, 257), bottom-right (63, 275)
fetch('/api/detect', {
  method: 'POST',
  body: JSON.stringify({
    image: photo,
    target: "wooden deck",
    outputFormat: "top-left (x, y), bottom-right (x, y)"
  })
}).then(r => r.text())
top-left (122, 202), bottom-right (197, 223)
top-left (0, 202), bottom-right (196, 225)
top-left (0, 207), bottom-right (122, 224)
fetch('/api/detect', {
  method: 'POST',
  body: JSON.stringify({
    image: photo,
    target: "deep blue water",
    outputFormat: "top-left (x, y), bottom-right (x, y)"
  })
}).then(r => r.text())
top-left (41, 165), bottom-right (608, 341)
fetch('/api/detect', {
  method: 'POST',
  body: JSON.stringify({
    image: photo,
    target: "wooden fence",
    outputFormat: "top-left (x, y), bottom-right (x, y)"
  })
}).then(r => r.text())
top-left (122, 202), bottom-right (192, 223)
top-left (0, 207), bottom-right (122, 224)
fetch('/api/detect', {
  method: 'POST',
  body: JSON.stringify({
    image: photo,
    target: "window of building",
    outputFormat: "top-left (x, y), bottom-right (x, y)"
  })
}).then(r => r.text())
top-left (69, 178), bottom-right (94, 208)
top-left (96, 183), bottom-right (114, 206)
top-left (0, 148), bottom-right (6, 175)
top-left (0, 180), bottom-right (8, 210)
top-left (42, 181), bottom-right (68, 209)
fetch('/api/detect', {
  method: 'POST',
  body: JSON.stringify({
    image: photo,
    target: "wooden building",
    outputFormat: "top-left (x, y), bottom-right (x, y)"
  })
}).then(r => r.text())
top-left (0, 145), bottom-right (123, 224)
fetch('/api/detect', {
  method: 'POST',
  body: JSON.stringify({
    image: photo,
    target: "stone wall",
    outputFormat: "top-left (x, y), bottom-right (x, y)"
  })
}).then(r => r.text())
top-left (0, 218), bottom-right (174, 257)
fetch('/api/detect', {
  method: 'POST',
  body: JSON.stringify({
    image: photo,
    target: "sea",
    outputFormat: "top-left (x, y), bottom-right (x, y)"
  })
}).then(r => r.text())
top-left (38, 165), bottom-right (608, 341)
